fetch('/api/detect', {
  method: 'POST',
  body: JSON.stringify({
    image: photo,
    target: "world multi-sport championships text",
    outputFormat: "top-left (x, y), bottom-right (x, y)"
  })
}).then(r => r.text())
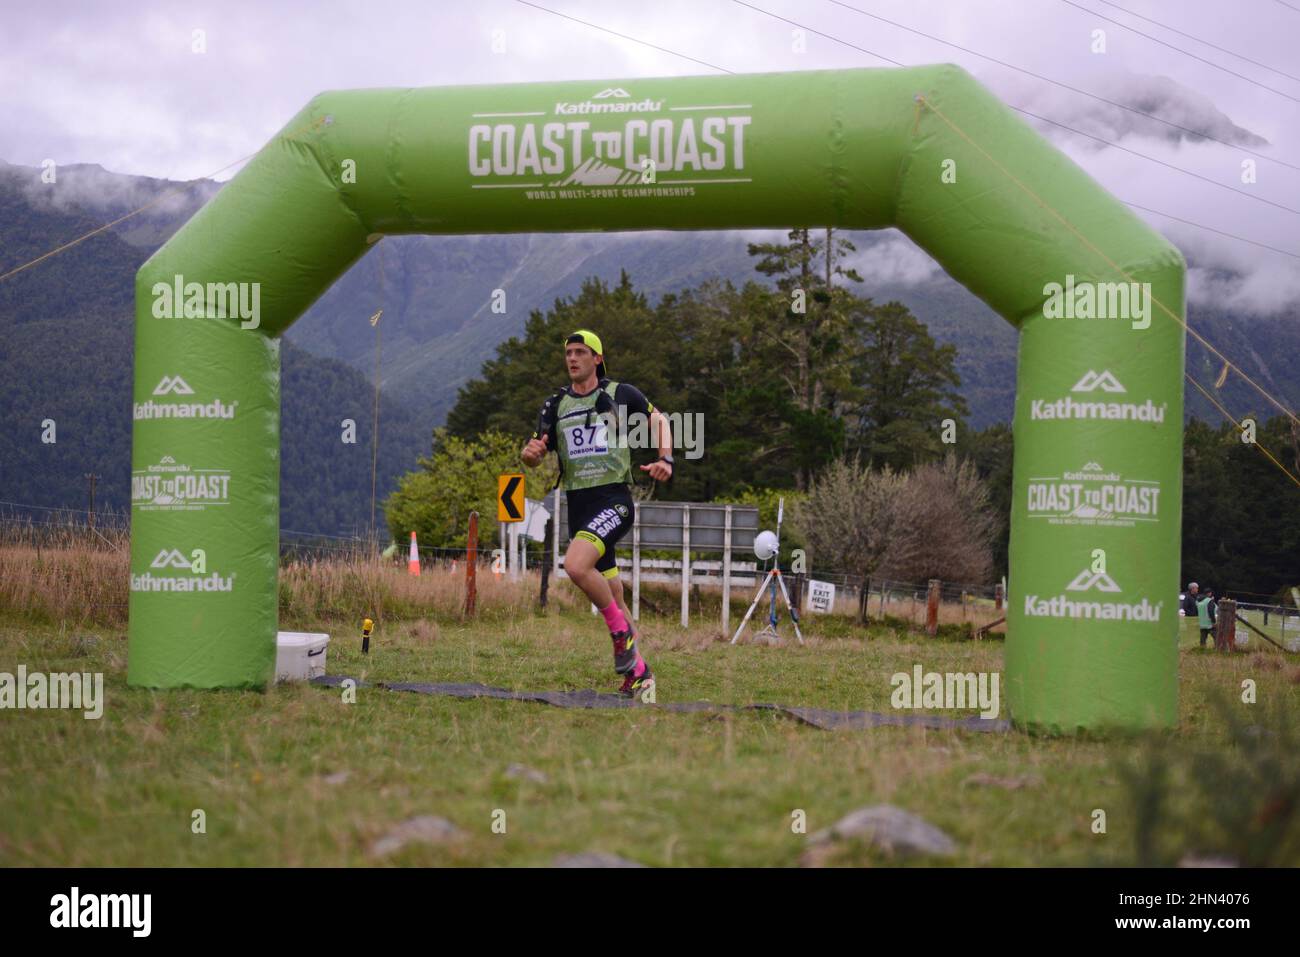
top-left (523, 187), bottom-right (696, 200)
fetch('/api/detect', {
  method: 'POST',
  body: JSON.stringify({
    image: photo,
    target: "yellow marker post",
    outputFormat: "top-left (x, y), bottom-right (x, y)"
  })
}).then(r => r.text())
top-left (498, 473), bottom-right (524, 523)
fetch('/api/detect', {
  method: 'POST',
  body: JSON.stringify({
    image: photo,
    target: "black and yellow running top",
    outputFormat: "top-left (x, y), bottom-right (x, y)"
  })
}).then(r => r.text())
top-left (536, 378), bottom-right (656, 492)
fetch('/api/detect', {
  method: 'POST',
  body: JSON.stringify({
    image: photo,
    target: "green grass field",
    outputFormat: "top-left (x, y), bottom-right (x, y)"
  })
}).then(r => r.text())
top-left (2, 604), bottom-right (1298, 867)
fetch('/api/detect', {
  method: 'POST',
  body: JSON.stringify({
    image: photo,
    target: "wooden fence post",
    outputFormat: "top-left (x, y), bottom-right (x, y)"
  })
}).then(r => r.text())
top-left (926, 579), bottom-right (941, 636)
top-left (465, 511), bottom-right (478, 617)
top-left (1216, 598), bottom-right (1237, 652)
top-left (680, 505), bottom-right (691, 628)
top-left (722, 504), bottom-right (732, 635)
top-left (539, 513), bottom-right (552, 609)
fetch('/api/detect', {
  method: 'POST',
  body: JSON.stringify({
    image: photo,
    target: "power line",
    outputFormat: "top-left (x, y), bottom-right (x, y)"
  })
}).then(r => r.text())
top-left (1120, 200), bottom-right (1299, 260)
top-left (523, 0), bottom-right (1299, 221)
top-left (739, 1), bottom-right (1300, 211)
top-left (729, 0), bottom-right (903, 66)
top-left (1058, 0), bottom-right (1300, 103)
top-left (817, 0), bottom-right (1299, 172)
top-left (1012, 106), bottom-right (1299, 215)
top-left (0, 113), bottom-right (330, 286)
top-left (741, 5), bottom-right (1300, 408)
top-left (1093, 0), bottom-right (1300, 83)
top-left (917, 91), bottom-right (1300, 433)
top-left (515, 0), bottom-right (1298, 260)
top-left (517, 0), bottom-right (1300, 438)
top-left (512, 0), bottom-right (735, 74)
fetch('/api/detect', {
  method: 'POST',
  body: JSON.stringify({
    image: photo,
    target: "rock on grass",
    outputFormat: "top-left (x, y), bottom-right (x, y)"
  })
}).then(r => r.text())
top-left (807, 805), bottom-right (957, 861)
top-left (505, 763), bottom-right (548, 784)
top-left (553, 851), bottom-right (646, 868)
top-left (369, 815), bottom-right (462, 858)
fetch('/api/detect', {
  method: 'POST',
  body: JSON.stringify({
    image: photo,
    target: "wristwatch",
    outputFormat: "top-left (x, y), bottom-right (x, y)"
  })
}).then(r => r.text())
top-left (659, 454), bottom-right (674, 466)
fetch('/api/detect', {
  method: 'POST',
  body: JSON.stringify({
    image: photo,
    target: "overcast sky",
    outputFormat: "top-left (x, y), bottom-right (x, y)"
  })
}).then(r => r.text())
top-left (3, 0), bottom-right (1298, 312)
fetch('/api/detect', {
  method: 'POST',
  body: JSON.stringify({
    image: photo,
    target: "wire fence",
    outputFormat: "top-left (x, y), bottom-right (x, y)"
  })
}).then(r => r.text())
top-left (6, 511), bottom-right (1293, 641)
top-left (0, 511), bottom-right (1003, 622)
top-left (1234, 601), bottom-right (1300, 651)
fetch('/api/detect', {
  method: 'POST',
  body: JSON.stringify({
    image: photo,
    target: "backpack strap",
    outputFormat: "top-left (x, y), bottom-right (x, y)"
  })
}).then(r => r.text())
top-left (592, 379), bottom-right (619, 418)
top-left (534, 385), bottom-right (570, 441)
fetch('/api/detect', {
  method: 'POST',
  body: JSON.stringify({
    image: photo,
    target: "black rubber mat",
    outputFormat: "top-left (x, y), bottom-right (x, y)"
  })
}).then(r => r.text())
top-left (310, 675), bottom-right (1009, 732)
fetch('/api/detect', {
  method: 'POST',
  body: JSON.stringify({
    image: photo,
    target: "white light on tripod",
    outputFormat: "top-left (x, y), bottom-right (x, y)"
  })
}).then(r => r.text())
top-left (753, 530), bottom-right (779, 560)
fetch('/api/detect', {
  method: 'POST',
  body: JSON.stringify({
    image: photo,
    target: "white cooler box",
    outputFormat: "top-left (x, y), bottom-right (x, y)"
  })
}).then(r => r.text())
top-left (275, 631), bottom-right (330, 683)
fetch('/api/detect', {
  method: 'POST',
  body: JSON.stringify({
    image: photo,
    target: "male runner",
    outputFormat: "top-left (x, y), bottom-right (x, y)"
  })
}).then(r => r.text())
top-left (520, 330), bottom-right (673, 698)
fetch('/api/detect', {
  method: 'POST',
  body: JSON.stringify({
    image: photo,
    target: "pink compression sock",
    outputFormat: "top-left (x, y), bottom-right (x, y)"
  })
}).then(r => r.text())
top-left (600, 603), bottom-right (629, 633)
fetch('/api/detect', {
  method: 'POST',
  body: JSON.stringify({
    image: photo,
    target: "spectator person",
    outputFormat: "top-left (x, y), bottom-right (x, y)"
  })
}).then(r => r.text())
top-left (1182, 582), bottom-right (1200, 644)
top-left (1196, 587), bottom-right (1218, 649)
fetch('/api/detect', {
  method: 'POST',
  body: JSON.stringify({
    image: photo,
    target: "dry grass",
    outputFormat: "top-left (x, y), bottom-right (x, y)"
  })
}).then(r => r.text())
top-left (278, 559), bottom-right (583, 624)
top-left (0, 545), bottom-right (130, 626)
top-left (0, 530), bottom-right (998, 636)
top-left (0, 540), bottom-right (587, 628)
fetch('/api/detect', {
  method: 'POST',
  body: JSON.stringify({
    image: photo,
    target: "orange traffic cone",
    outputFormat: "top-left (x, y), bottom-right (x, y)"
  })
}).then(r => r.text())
top-left (408, 531), bottom-right (421, 576)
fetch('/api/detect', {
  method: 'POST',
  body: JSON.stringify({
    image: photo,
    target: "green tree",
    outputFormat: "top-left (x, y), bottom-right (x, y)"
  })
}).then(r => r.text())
top-left (956, 423), bottom-right (1013, 576)
top-left (841, 300), bottom-right (968, 470)
top-left (789, 458), bottom-right (916, 613)
top-left (745, 228), bottom-right (863, 488)
top-left (384, 428), bottom-right (557, 549)
top-left (443, 271), bottom-right (661, 447)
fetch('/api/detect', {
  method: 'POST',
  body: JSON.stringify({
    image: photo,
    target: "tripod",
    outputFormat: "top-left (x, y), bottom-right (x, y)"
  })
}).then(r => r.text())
top-left (729, 558), bottom-right (804, 645)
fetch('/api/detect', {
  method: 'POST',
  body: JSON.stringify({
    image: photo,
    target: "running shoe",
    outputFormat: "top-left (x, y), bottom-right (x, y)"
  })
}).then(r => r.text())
top-left (618, 663), bottom-right (655, 700)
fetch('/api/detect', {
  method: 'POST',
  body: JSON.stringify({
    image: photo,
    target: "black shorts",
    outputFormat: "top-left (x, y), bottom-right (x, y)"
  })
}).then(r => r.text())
top-left (566, 485), bottom-right (634, 579)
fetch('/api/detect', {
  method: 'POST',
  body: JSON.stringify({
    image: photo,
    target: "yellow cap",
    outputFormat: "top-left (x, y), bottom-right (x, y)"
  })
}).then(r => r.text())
top-left (565, 329), bottom-right (603, 356)
top-left (565, 329), bottom-right (607, 377)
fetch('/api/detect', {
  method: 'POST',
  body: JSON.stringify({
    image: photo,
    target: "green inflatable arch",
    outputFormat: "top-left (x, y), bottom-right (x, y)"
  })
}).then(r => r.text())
top-left (128, 65), bottom-right (1185, 732)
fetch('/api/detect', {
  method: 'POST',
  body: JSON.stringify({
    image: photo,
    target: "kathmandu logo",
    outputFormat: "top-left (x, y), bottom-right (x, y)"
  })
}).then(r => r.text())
top-left (153, 376), bottom-right (194, 396)
top-left (553, 89), bottom-right (664, 115)
top-left (1023, 568), bottom-right (1163, 621)
top-left (1030, 369), bottom-right (1166, 423)
top-left (1064, 568), bottom-right (1122, 592)
top-left (150, 549), bottom-right (193, 570)
top-left (133, 547), bottom-right (233, 593)
top-left (135, 375), bottom-right (237, 421)
top-left (1071, 370), bottom-right (1126, 393)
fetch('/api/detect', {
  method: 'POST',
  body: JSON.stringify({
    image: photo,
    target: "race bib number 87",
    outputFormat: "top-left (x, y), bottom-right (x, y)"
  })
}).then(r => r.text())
top-left (566, 422), bottom-right (609, 459)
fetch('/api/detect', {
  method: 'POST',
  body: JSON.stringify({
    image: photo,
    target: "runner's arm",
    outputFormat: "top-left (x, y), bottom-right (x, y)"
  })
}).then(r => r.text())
top-left (617, 384), bottom-right (673, 480)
